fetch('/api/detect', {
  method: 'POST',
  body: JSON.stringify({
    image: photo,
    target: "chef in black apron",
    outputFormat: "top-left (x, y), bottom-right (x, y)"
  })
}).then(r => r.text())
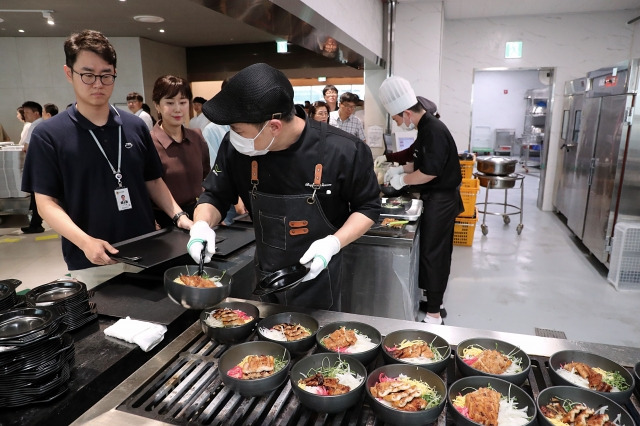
top-left (186, 63), bottom-right (380, 311)
top-left (378, 76), bottom-right (463, 325)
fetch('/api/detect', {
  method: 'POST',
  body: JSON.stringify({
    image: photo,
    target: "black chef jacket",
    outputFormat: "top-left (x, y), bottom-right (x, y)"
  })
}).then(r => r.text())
top-left (198, 106), bottom-right (381, 227)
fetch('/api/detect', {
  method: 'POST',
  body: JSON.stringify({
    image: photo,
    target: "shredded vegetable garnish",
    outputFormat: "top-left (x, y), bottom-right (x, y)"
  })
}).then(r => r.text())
top-left (385, 337), bottom-right (446, 363)
top-left (374, 373), bottom-right (442, 410)
top-left (452, 385), bottom-right (532, 425)
top-left (296, 357), bottom-right (363, 395)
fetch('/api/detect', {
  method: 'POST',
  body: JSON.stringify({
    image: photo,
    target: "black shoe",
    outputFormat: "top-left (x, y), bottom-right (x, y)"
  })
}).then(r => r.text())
top-left (419, 300), bottom-right (447, 318)
top-left (21, 226), bottom-right (45, 234)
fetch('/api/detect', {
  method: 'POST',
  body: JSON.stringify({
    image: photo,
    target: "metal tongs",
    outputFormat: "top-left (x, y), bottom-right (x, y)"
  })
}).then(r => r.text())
top-left (197, 241), bottom-right (207, 276)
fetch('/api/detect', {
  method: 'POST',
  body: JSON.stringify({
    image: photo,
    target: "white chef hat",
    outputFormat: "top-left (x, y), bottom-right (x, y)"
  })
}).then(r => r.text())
top-left (378, 76), bottom-right (417, 116)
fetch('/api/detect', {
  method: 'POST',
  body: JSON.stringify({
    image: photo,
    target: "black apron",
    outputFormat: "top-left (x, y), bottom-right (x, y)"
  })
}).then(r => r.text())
top-left (249, 122), bottom-right (342, 310)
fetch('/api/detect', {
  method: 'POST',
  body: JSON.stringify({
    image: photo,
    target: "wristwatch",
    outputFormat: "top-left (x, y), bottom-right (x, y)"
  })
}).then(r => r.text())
top-left (172, 211), bottom-right (188, 225)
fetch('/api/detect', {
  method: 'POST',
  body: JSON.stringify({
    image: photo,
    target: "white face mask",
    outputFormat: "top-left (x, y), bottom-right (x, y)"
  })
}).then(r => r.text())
top-left (400, 112), bottom-right (414, 131)
top-left (229, 122), bottom-right (275, 156)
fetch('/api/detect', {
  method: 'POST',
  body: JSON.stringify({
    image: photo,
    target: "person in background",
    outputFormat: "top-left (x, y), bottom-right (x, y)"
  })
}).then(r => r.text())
top-left (187, 63), bottom-right (380, 310)
top-left (20, 101), bottom-right (45, 234)
top-left (322, 85), bottom-right (339, 112)
top-left (126, 92), bottom-right (153, 131)
top-left (150, 75), bottom-right (210, 228)
top-left (201, 78), bottom-right (247, 226)
top-left (329, 92), bottom-right (366, 142)
top-left (17, 107), bottom-right (32, 146)
top-left (21, 29), bottom-right (191, 284)
top-left (374, 97), bottom-right (439, 166)
top-left (309, 101), bottom-right (329, 123)
top-left (0, 122), bottom-right (10, 142)
top-left (141, 103), bottom-right (156, 126)
top-left (43, 103), bottom-right (59, 120)
top-left (189, 96), bottom-right (210, 131)
top-left (378, 76), bottom-right (463, 325)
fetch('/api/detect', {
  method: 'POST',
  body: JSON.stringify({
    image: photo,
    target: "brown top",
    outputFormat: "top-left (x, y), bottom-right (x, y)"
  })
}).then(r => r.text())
top-left (151, 122), bottom-right (210, 206)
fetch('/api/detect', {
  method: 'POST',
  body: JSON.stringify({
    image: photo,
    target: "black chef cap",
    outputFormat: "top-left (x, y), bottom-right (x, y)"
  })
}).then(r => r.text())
top-left (417, 96), bottom-right (438, 115)
top-left (202, 63), bottom-right (294, 125)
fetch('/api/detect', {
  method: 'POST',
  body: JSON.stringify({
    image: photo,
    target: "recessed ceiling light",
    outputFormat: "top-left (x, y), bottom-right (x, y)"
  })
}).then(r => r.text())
top-left (18, 29), bottom-right (24, 33)
top-left (133, 15), bottom-right (164, 23)
top-left (0, 18), bottom-right (4, 23)
top-left (159, 29), bottom-right (165, 33)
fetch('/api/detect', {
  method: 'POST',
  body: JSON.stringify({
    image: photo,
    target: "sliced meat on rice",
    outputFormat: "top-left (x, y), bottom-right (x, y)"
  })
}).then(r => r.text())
top-left (322, 328), bottom-right (357, 351)
top-left (465, 387), bottom-right (500, 426)
top-left (471, 349), bottom-right (512, 375)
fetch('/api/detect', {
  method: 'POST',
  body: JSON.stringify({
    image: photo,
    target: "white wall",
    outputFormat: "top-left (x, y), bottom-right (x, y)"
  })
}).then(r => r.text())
top-left (439, 9), bottom-right (640, 210)
top-left (140, 38), bottom-right (188, 116)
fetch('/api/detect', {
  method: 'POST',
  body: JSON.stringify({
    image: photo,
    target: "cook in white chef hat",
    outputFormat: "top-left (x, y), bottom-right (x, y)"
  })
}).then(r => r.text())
top-left (378, 75), bottom-right (417, 116)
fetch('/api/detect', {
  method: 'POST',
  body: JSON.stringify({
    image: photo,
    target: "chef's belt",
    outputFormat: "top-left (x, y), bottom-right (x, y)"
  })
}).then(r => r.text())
top-left (249, 121), bottom-right (341, 310)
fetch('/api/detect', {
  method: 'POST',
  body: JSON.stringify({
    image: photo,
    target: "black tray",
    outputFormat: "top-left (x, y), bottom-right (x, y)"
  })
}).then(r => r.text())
top-left (111, 226), bottom-right (255, 268)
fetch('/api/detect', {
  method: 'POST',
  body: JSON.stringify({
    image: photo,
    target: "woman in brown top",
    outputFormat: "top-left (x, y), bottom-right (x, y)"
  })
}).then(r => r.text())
top-left (151, 75), bottom-right (210, 228)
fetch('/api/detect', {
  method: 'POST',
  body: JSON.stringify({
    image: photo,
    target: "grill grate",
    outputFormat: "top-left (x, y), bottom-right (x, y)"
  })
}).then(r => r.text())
top-left (117, 332), bottom-right (640, 425)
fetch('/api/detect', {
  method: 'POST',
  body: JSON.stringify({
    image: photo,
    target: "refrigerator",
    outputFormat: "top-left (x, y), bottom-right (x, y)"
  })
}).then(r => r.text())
top-left (559, 59), bottom-right (640, 266)
top-left (554, 78), bottom-right (586, 218)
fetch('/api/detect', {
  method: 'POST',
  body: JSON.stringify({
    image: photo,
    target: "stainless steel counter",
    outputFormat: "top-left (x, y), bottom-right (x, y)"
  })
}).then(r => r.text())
top-left (0, 148), bottom-right (29, 217)
top-left (73, 298), bottom-right (640, 426)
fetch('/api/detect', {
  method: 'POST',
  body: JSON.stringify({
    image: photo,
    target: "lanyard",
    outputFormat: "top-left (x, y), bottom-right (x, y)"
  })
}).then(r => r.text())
top-left (89, 126), bottom-right (123, 187)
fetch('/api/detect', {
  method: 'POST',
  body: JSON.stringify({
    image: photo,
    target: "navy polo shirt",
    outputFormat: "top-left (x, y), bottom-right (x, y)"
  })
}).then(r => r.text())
top-left (22, 105), bottom-right (163, 270)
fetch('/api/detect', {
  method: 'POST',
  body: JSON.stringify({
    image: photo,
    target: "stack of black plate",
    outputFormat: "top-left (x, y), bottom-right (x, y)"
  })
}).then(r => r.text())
top-left (25, 280), bottom-right (97, 331)
top-left (0, 279), bottom-right (21, 312)
top-left (0, 307), bottom-right (75, 407)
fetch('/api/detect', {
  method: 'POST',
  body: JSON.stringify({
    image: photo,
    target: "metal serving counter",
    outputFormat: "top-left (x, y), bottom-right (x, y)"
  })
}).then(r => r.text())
top-left (342, 220), bottom-right (420, 321)
top-left (0, 148), bottom-right (30, 219)
top-left (74, 298), bottom-right (640, 426)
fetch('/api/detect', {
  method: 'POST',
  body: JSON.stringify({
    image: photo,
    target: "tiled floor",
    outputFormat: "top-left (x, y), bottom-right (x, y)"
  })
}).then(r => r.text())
top-left (1, 167), bottom-right (639, 348)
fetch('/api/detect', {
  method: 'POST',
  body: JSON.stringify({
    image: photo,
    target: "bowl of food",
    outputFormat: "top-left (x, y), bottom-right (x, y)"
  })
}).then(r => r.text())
top-left (366, 364), bottom-right (446, 425)
top-left (380, 183), bottom-right (403, 198)
top-left (547, 350), bottom-right (635, 403)
top-left (537, 385), bottom-right (635, 426)
top-left (218, 341), bottom-right (291, 397)
top-left (200, 301), bottom-right (259, 344)
top-left (290, 353), bottom-right (366, 413)
top-left (257, 312), bottom-right (318, 355)
top-left (316, 321), bottom-right (381, 366)
top-left (381, 196), bottom-right (412, 214)
top-left (455, 337), bottom-right (531, 385)
top-left (381, 329), bottom-right (451, 373)
top-left (164, 265), bottom-right (231, 310)
top-left (448, 376), bottom-right (536, 426)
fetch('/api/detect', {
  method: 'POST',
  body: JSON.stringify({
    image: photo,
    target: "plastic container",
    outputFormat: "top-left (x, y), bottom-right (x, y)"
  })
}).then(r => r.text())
top-left (453, 208), bottom-right (478, 247)
top-left (459, 156), bottom-right (476, 179)
top-left (459, 178), bottom-right (479, 217)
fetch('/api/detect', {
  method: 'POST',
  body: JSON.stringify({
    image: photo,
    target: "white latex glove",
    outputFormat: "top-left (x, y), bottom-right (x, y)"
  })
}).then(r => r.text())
top-left (389, 173), bottom-right (407, 190)
top-left (374, 155), bottom-right (387, 167)
top-left (384, 165), bottom-right (404, 183)
top-left (299, 235), bottom-right (341, 282)
top-left (187, 221), bottom-right (216, 264)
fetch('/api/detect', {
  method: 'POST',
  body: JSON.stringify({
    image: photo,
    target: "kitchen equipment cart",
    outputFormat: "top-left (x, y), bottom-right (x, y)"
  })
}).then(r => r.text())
top-left (474, 172), bottom-right (525, 235)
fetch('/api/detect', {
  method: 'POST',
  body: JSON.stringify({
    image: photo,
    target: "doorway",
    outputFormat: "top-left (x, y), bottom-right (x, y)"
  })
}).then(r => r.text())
top-left (469, 68), bottom-right (555, 208)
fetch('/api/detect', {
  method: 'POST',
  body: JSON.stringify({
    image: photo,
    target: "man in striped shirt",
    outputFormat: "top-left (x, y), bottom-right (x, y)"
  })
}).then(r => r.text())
top-left (329, 92), bottom-right (365, 142)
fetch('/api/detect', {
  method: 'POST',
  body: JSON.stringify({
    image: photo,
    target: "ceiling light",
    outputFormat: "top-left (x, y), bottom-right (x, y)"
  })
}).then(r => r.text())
top-left (42, 11), bottom-right (54, 25)
top-left (18, 29), bottom-right (24, 33)
top-left (276, 41), bottom-right (288, 53)
top-left (0, 9), bottom-right (55, 26)
top-left (0, 18), bottom-right (4, 23)
top-left (133, 15), bottom-right (164, 23)
top-left (159, 29), bottom-right (165, 33)
top-left (318, 76), bottom-right (327, 82)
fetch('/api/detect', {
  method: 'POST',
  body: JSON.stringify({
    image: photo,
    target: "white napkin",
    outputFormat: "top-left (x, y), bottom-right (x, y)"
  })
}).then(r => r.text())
top-left (104, 316), bottom-right (167, 352)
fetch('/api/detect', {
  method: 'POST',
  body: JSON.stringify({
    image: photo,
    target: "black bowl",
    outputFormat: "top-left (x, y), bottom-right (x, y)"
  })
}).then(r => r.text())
top-left (218, 341), bottom-right (291, 397)
top-left (380, 184), bottom-right (403, 197)
top-left (448, 376), bottom-right (536, 426)
top-left (537, 386), bottom-right (635, 426)
top-left (316, 321), bottom-right (381, 366)
top-left (253, 264), bottom-right (310, 296)
top-left (200, 301), bottom-right (259, 344)
top-left (381, 329), bottom-right (451, 373)
top-left (455, 337), bottom-right (531, 385)
top-left (164, 265), bottom-right (231, 309)
top-left (289, 353), bottom-right (366, 413)
top-left (366, 364), bottom-right (446, 426)
top-left (256, 312), bottom-right (318, 355)
top-left (547, 350), bottom-right (635, 403)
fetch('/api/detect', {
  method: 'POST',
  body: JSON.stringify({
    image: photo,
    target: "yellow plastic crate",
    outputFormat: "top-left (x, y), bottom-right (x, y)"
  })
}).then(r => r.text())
top-left (453, 208), bottom-right (478, 247)
top-left (459, 178), bottom-right (480, 217)
top-left (459, 155), bottom-right (476, 179)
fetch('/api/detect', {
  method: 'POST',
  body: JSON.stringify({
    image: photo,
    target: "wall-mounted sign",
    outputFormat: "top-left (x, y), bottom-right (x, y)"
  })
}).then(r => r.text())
top-left (505, 41), bottom-right (523, 59)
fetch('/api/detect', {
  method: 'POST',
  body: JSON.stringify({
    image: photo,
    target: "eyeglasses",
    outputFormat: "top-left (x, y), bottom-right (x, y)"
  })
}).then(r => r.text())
top-left (71, 68), bottom-right (117, 85)
top-left (315, 111), bottom-right (328, 116)
top-left (341, 104), bottom-right (356, 110)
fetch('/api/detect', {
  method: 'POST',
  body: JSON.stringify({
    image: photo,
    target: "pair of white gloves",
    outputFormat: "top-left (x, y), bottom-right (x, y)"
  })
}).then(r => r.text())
top-left (187, 221), bottom-right (341, 282)
top-left (375, 155), bottom-right (408, 190)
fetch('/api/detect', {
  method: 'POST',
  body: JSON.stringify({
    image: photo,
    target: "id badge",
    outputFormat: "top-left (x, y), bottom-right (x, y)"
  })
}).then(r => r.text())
top-left (115, 187), bottom-right (132, 211)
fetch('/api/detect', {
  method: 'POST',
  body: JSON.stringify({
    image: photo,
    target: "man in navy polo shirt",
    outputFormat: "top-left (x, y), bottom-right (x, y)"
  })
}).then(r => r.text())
top-left (22, 30), bottom-right (192, 279)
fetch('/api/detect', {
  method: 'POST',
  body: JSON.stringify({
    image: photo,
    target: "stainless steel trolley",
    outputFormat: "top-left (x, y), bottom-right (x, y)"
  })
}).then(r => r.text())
top-left (474, 172), bottom-right (525, 235)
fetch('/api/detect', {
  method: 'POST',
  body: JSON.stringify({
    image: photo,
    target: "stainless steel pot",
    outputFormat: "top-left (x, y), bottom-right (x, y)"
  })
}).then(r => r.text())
top-left (476, 156), bottom-right (517, 176)
top-left (475, 172), bottom-right (518, 189)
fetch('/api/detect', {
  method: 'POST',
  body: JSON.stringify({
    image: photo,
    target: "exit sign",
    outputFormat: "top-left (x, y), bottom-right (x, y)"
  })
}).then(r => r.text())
top-left (505, 41), bottom-right (523, 59)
